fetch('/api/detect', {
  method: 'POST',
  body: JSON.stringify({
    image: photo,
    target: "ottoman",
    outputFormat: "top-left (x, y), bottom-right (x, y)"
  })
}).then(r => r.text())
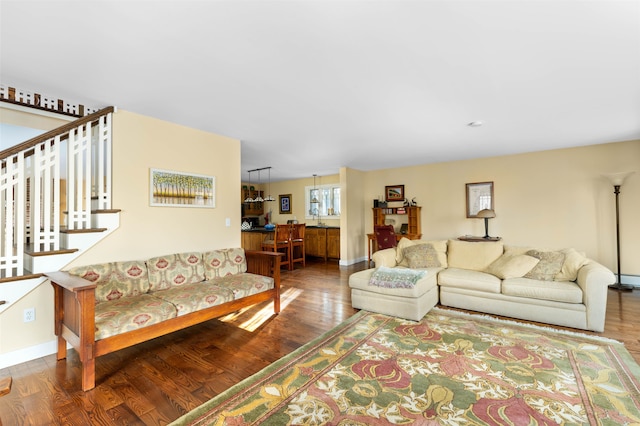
top-left (348, 267), bottom-right (440, 321)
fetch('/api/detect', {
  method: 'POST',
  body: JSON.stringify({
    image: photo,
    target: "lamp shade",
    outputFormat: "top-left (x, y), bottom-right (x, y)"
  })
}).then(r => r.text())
top-left (602, 171), bottom-right (635, 186)
top-left (476, 209), bottom-right (496, 219)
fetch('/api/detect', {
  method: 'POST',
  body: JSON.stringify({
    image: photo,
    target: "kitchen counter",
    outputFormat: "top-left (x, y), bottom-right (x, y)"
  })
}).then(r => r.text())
top-left (241, 227), bottom-right (273, 232)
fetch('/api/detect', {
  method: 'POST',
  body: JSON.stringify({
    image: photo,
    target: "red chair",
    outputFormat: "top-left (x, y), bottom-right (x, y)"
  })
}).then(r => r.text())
top-left (374, 225), bottom-right (397, 250)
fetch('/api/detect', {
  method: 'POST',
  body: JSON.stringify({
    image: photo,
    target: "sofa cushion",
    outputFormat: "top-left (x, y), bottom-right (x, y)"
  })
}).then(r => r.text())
top-left (147, 252), bottom-right (205, 291)
top-left (447, 239), bottom-right (504, 271)
top-left (438, 267), bottom-right (501, 293)
top-left (95, 294), bottom-right (177, 340)
top-left (502, 277), bottom-right (583, 304)
top-left (203, 248), bottom-right (248, 279)
top-left (150, 282), bottom-right (235, 316)
top-left (485, 254), bottom-right (539, 279)
top-left (396, 238), bottom-right (448, 268)
top-left (524, 250), bottom-right (566, 281)
top-left (69, 260), bottom-right (150, 303)
top-left (403, 244), bottom-right (441, 269)
top-left (213, 272), bottom-right (275, 298)
top-left (555, 248), bottom-right (589, 282)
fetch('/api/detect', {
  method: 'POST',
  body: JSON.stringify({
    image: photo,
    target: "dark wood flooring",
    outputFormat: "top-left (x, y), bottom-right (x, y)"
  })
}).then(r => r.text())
top-left (1, 259), bottom-right (638, 425)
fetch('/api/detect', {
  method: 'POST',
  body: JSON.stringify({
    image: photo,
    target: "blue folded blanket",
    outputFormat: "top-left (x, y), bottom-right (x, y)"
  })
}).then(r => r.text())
top-left (369, 266), bottom-right (426, 289)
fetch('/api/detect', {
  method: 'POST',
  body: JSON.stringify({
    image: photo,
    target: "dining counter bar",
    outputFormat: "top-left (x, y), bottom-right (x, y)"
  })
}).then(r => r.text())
top-left (241, 225), bottom-right (340, 261)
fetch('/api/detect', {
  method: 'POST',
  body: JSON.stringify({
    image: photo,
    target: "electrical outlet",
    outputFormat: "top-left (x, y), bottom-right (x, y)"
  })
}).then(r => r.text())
top-left (24, 307), bottom-right (35, 323)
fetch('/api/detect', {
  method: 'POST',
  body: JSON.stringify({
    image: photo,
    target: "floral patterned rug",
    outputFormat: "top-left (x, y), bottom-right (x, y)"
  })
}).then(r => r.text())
top-left (171, 308), bottom-right (640, 425)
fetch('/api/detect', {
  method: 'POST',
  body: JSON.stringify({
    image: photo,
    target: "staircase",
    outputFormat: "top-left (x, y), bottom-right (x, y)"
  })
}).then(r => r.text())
top-left (0, 106), bottom-right (119, 314)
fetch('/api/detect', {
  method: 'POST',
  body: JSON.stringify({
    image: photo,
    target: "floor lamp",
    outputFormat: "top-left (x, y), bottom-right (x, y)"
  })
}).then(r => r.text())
top-left (603, 171), bottom-right (635, 291)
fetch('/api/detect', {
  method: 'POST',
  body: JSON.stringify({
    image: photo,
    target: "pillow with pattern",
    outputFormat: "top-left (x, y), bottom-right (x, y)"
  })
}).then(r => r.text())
top-left (524, 249), bottom-right (566, 281)
top-left (403, 243), bottom-right (441, 269)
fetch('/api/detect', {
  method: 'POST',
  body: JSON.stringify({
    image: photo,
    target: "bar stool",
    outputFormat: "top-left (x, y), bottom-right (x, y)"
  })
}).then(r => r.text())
top-left (262, 224), bottom-right (292, 270)
top-left (290, 223), bottom-right (306, 268)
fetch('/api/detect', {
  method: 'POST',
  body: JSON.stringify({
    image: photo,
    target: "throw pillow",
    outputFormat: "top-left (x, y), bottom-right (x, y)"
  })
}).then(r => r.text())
top-left (485, 254), bottom-right (540, 279)
top-left (554, 248), bottom-right (589, 282)
top-left (524, 250), bottom-right (566, 281)
top-left (403, 243), bottom-right (441, 269)
top-left (396, 238), bottom-right (448, 267)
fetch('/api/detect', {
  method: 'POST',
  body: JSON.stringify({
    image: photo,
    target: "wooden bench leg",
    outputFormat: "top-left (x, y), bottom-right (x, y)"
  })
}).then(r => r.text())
top-left (56, 336), bottom-right (67, 360)
top-left (0, 377), bottom-right (12, 397)
top-left (82, 358), bottom-right (96, 391)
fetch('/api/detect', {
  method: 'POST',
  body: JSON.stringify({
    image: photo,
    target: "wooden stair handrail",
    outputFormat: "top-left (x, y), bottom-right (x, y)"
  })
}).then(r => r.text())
top-left (0, 106), bottom-right (115, 161)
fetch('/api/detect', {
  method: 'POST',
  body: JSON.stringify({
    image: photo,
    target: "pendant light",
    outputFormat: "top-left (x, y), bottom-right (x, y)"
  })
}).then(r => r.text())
top-left (244, 170), bottom-right (254, 203)
top-left (254, 169), bottom-right (264, 202)
top-left (311, 174), bottom-right (319, 203)
top-left (265, 167), bottom-right (275, 201)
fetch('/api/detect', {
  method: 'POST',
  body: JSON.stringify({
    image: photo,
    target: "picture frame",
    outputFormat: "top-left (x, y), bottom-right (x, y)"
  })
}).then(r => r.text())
top-left (279, 194), bottom-right (292, 214)
top-left (385, 185), bottom-right (405, 202)
top-left (150, 168), bottom-right (215, 208)
top-left (466, 181), bottom-right (494, 218)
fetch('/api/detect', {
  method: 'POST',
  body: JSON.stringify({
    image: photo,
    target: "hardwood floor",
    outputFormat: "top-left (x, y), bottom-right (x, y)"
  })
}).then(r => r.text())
top-left (1, 259), bottom-right (638, 425)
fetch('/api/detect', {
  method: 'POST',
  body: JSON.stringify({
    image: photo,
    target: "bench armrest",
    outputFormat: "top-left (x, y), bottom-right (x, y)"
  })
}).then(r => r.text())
top-left (46, 271), bottom-right (97, 292)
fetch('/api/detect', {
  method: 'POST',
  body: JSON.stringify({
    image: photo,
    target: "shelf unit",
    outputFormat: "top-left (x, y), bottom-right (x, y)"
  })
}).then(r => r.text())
top-left (372, 205), bottom-right (421, 238)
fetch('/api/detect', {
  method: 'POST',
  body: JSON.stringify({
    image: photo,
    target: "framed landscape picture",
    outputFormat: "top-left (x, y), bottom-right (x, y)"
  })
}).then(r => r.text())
top-left (150, 168), bottom-right (215, 208)
top-left (385, 185), bottom-right (405, 202)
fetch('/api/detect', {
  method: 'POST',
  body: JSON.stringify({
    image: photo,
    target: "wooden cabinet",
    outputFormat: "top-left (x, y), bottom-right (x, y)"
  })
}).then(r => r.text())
top-left (327, 228), bottom-right (340, 259)
top-left (242, 188), bottom-right (264, 216)
top-left (241, 231), bottom-right (271, 251)
top-left (372, 206), bottom-right (421, 239)
top-left (305, 227), bottom-right (340, 261)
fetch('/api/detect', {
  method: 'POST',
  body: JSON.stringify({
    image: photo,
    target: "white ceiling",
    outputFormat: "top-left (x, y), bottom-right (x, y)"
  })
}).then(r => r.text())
top-left (2, 1), bottom-right (639, 182)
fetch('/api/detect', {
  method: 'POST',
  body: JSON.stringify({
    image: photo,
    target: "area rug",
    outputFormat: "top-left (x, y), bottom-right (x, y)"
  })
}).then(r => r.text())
top-left (171, 308), bottom-right (640, 425)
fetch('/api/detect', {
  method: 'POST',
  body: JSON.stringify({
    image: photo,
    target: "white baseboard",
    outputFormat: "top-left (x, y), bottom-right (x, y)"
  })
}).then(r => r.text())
top-left (0, 339), bottom-right (59, 370)
top-left (339, 256), bottom-right (368, 266)
top-left (621, 274), bottom-right (640, 287)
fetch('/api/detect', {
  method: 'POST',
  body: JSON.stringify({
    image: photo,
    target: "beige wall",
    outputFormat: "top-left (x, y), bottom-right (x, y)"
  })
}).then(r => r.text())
top-left (0, 109), bottom-right (241, 357)
top-left (354, 140), bottom-right (639, 275)
top-left (341, 167), bottom-right (366, 264)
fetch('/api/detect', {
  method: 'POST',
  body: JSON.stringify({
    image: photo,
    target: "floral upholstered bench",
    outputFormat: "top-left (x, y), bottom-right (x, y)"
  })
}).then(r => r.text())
top-left (46, 248), bottom-right (281, 391)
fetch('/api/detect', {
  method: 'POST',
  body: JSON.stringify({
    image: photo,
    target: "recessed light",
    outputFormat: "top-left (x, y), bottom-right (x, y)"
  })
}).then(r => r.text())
top-left (467, 121), bottom-right (483, 127)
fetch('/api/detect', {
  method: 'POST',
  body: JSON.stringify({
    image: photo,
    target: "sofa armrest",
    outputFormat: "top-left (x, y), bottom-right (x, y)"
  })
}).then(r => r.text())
top-left (576, 260), bottom-right (615, 332)
top-left (372, 248), bottom-right (398, 268)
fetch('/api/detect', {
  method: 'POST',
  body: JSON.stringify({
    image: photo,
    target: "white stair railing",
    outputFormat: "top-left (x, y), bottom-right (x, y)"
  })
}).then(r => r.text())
top-left (0, 152), bottom-right (26, 277)
top-left (0, 107), bottom-right (114, 278)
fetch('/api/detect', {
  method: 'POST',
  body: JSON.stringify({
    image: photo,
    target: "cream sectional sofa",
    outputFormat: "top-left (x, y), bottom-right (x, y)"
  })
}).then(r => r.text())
top-left (349, 238), bottom-right (615, 332)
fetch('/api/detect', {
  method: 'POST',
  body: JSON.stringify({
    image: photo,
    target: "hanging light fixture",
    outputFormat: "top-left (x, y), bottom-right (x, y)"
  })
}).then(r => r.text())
top-left (265, 167), bottom-right (275, 201)
top-left (254, 169), bottom-right (264, 202)
top-left (311, 174), bottom-right (319, 203)
top-left (244, 170), bottom-right (254, 203)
